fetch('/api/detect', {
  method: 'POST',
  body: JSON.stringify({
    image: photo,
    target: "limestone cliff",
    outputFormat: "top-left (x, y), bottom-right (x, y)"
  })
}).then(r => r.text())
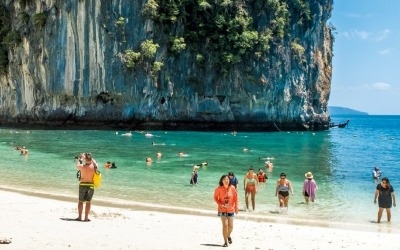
top-left (0, 0), bottom-right (333, 131)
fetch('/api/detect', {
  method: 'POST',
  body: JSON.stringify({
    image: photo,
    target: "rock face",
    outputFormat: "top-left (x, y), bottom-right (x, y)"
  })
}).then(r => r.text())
top-left (0, 0), bottom-right (333, 131)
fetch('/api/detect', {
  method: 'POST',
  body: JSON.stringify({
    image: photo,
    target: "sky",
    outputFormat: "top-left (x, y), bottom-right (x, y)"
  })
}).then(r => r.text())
top-left (329, 1), bottom-right (400, 115)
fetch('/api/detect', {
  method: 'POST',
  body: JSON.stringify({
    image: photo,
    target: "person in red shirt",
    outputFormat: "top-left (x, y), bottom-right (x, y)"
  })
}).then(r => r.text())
top-left (214, 175), bottom-right (239, 247)
top-left (257, 168), bottom-right (267, 183)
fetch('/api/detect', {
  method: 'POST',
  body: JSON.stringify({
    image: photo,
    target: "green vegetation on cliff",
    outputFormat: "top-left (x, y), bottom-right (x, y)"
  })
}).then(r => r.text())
top-left (126, 0), bottom-right (313, 73)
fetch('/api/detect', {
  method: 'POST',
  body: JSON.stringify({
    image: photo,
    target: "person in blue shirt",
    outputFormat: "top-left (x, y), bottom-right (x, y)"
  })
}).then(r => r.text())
top-left (228, 172), bottom-right (238, 189)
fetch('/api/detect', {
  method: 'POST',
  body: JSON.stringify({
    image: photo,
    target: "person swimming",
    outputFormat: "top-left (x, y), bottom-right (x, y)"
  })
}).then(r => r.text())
top-left (152, 142), bottom-right (166, 146)
top-left (104, 161), bottom-right (111, 168)
top-left (195, 162), bottom-right (208, 167)
top-left (122, 131), bottom-right (132, 136)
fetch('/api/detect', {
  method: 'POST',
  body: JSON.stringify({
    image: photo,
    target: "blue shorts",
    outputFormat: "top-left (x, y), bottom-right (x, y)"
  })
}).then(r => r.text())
top-left (218, 212), bottom-right (234, 217)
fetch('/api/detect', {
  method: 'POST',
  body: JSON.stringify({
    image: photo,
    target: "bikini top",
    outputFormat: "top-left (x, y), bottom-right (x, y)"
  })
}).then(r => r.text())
top-left (277, 182), bottom-right (289, 192)
top-left (246, 174), bottom-right (257, 185)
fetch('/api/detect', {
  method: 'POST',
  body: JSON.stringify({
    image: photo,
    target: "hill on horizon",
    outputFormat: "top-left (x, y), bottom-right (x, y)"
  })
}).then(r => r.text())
top-left (328, 106), bottom-right (368, 116)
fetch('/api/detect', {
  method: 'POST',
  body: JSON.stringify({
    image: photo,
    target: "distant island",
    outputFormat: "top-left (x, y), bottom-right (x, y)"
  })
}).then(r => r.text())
top-left (328, 106), bottom-right (369, 116)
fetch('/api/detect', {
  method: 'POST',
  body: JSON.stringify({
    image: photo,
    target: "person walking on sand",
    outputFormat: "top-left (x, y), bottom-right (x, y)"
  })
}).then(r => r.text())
top-left (243, 167), bottom-right (259, 211)
top-left (302, 172), bottom-right (318, 203)
top-left (214, 174), bottom-right (239, 247)
top-left (76, 153), bottom-right (98, 222)
top-left (275, 173), bottom-right (294, 211)
top-left (374, 177), bottom-right (396, 223)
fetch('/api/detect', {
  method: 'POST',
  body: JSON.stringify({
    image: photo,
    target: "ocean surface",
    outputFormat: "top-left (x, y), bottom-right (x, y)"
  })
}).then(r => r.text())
top-left (1, 115), bottom-right (399, 232)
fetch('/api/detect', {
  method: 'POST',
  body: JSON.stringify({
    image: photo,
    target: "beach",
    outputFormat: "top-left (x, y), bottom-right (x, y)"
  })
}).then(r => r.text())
top-left (1, 189), bottom-right (399, 250)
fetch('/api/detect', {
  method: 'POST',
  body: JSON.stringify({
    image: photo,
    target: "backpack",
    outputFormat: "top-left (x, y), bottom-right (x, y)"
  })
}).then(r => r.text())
top-left (93, 170), bottom-right (102, 188)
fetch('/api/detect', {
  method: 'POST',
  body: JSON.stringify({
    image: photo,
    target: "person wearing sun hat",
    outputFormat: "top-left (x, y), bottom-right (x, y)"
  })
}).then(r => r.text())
top-left (302, 171), bottom-right (318, 203)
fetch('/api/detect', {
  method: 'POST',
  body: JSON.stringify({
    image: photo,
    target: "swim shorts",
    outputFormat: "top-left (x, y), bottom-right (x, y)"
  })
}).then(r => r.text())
top-left (79, 183), bottom-right (94, 202)
top-left (218, 212), bottom-right (235, 217)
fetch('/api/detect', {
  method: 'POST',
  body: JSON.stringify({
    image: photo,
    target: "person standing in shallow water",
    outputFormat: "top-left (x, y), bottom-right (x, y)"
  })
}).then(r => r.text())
top-left (228, 172), bottom-right (238, 189)
top-left (190, 166), bottom-right (199, 185)
top-left (243, 167), bottom-right (259, 211)
top-left (76, 153), bottom-right (97, 222)
top-left (374, 177), bottom-right (396, 223)
top-left (275, 173), bottom-right (294, 210)
top-left (302, 172), bottom-right (318, 203)
top-left (214, 175), bottom-right (239, 247)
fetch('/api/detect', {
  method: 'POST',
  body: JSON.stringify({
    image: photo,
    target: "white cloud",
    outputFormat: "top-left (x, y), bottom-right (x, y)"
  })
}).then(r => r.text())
top-left (375, 29), bottom-right (391, 41)
top-left (339, 30), bottom-right (370, 39)
top-left (354, 30), bottom-right (371, 39)
top-left (341, 29), bottom-right (391, 41)
top-left (371, 82), bottom-right (391, 90)
top-left (378, 48), bottom-right (392, 55)
top-left (343, 12), bottom-right (372, 19)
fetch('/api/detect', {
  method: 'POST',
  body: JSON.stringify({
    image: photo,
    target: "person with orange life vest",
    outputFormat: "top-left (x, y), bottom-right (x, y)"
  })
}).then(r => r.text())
top-left (257, 168), bottom-right (268, 183)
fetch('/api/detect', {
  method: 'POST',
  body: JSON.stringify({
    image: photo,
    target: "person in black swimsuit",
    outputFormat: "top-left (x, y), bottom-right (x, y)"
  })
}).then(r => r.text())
top-left (374, 177), bottom-right (396, 223)
top-left (275, 173), bottom-right (294, 210)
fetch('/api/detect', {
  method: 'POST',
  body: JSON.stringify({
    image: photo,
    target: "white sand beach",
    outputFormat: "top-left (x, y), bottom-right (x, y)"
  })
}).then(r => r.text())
top-left (0, 189), bottom-right (399, 250)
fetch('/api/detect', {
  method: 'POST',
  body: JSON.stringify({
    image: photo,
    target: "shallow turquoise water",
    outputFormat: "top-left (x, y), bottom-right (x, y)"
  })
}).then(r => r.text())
top-left (1, 115), bottom-right (399, 229)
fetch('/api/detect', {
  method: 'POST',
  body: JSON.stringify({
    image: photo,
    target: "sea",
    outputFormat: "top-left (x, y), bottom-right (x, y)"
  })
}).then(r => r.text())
top-left (1, 115), bottom-right (399, 232)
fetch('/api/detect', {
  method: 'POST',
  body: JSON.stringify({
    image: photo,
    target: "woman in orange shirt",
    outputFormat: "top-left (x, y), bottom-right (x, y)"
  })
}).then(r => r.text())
top-left (214, 175), bottom-right (239, 247)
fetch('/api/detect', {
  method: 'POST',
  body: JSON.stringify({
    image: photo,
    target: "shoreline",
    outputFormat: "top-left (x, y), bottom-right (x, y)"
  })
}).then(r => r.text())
top-left (1, 189), bottom-right (400, 249)
top-left (2, 187), bottom-right (399, 234)
top-left (0, 186), bottom-right (396, 234)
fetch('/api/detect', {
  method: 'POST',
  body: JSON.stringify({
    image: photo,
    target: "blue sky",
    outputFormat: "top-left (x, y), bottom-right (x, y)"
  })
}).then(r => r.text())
top-left (329, 1), bottom-right (400, 115)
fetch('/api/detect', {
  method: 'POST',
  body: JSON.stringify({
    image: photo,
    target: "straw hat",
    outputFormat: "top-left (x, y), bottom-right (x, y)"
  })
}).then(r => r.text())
top-left (305, 172), bottom-right (313, 179)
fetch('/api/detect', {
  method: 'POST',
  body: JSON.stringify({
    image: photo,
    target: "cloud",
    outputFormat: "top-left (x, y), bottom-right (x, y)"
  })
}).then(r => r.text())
top-left (378, 48), bottom-right (392, 55)
top-left (353, 30), bottom-right (371, 39)
top-left (371, 82), bottom-right (391, 91)
top-left (340, 30), bottom-right (370, 39)
top-left (375, 29), bottom-right (391, 41)
top-left (343, 12), bottom-right (373, 19)
top-left (341, 29), bottom-right (391, 41)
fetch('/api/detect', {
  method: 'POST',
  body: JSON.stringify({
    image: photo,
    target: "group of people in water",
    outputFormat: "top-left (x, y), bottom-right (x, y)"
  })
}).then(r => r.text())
top-left (10, 142), bottom-right (29, 155)
top-left (240, 166), bottom-right (317, 212)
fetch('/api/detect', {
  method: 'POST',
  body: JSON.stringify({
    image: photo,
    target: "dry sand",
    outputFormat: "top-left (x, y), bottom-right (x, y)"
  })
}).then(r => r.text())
top-left (0, 189), bottom-right (399, 250)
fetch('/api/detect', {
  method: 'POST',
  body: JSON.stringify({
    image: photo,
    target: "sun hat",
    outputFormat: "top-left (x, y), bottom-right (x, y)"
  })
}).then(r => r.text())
top-left (305, 172), bottom-right (313, 179)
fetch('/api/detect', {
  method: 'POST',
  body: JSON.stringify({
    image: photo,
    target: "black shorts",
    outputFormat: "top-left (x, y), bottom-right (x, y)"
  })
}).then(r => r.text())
top-left (279, 191), bottom-right (289, 197)
top-left (218, 212), bottom-right (234, 217)
top-left (79, 183), bottom-right (94, 202)
top-left (304, 191), bottom-right (309, 197)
